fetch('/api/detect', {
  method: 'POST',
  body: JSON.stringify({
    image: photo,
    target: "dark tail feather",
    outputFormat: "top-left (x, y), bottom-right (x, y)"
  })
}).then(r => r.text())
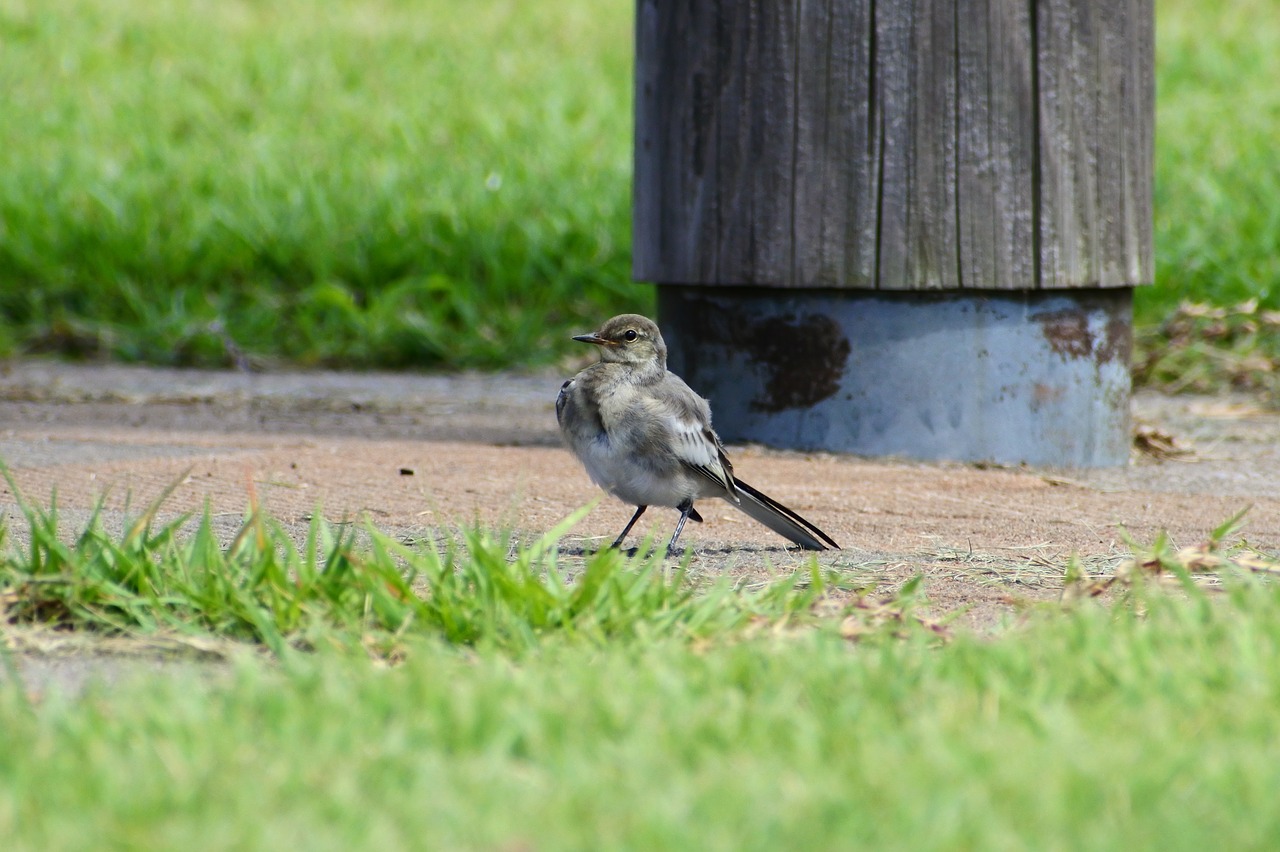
top-left (729, 479), bottom-right (840, 551)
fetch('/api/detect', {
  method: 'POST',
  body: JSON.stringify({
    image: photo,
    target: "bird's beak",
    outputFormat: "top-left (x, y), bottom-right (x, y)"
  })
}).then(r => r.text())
top-left (572, 333), bottom-right (612, 346)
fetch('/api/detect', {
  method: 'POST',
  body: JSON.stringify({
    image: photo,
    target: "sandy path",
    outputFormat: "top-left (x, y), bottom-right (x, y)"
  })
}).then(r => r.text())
top-left (3, 360), bottom-right (1279, 633)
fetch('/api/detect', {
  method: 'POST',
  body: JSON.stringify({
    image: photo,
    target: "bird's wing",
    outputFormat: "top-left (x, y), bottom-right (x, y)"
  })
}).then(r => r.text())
top-left (654, 376), bottom-right (739, 502)
top-left (555, 378), bottom-right (573, 425)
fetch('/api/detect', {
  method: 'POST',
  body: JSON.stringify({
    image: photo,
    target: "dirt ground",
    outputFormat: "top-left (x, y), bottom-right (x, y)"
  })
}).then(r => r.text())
top-left (3, 358), bottom-right (1279, 656)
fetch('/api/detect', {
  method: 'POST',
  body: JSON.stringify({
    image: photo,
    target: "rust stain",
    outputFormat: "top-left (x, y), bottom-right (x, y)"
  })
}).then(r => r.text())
top-left (746, 315), bottom-right (851, 413)
top-left (1036, 301), bottom-right (1132, 365)
top-left (1037, 308), bottom-right (1093, 359)
top-left (1096, 312), bottom-right (1133, 364)
top-left (1031, 383), bottom-right (1066, 411)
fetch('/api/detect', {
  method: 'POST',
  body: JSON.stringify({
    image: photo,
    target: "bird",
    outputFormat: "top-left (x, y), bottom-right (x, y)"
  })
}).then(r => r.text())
top-left (555, 313), bottom-right (839, 553)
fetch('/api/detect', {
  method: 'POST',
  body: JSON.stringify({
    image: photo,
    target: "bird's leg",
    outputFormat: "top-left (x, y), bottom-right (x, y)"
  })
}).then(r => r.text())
top-left (611, 505), bottom-right (648, 549)
top-left (666, 499), bottom-right (697, 553)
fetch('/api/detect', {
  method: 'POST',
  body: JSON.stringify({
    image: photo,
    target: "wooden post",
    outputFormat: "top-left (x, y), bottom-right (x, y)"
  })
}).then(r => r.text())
top-left (634, 0), bottom-right (1153, 466)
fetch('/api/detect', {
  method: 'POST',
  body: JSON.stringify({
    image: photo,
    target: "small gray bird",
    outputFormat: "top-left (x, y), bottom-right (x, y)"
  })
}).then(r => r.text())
top-left (556, 314), bottom-right (839, 552)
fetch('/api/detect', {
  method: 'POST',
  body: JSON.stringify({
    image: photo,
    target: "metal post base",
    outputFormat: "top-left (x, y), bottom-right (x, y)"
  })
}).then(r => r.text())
top-left (658, 286), bottom-right (1132, 468)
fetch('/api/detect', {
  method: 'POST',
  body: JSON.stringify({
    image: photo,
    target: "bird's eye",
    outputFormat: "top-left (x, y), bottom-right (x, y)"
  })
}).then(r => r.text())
top-left (623, 329), bottom-right (638, 341)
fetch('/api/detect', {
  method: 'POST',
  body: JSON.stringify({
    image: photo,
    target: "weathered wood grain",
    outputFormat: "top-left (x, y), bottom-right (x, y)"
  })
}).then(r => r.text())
top-left (956, 0), bottom-right (1036, 290)
top-left (792, 0), bottom-right (878, 289)
top-left (633, 0), bottom-right (719, 283)
top-left (874, 0), bottom-right (961, 290)
top-left (1029, 0), bottom-right (1155, 288)
top-left (713, 1), bottom-right (799, 284)
top-left (633, 0), bottom-right (1153, 291)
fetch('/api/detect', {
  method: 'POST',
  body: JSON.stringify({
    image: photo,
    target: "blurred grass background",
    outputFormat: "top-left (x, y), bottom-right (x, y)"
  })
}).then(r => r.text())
top-left (0, 0), bottom-right (1276, 372)
top-left (0, 0), bottom-right (641, 367)
top-left (1152, 0), bottom-right (1280, 316)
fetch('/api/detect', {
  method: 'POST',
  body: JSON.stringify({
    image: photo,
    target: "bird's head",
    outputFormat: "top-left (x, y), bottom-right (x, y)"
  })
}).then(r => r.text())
top-left (573, 314), bottom-right (667, 368)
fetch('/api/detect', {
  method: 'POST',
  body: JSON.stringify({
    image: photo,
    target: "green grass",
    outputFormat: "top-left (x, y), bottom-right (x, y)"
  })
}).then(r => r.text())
top-left (4, 480), bottom-right (1280, 847)
top-left (1, 0), bottom-right (1277, 372)
top-left (1132, 0), bottom-right (1280, 387)
top-left (0, 0), bottom-right (644, 367)
top-left (0, 475), bottom-right (860, 658)
top-left (1143, 0), bottom-right (1280, 323)
top-left (5, 562), bottom-right (1280, 848)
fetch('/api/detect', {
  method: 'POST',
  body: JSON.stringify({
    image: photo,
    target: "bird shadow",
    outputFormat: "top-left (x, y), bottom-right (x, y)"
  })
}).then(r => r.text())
top-left (555, 541), bottom-right (798, 560)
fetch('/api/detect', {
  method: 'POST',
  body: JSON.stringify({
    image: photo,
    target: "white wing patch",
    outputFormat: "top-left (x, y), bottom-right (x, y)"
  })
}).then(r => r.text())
top-left (669, 417), bottom-right (715, 465)
top-left (666, 415), bottom-right (736, 500)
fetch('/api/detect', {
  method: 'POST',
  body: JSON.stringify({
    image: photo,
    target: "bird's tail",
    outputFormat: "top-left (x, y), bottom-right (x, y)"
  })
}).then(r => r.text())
top-left (730, 479), bottom-right (840, 551)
